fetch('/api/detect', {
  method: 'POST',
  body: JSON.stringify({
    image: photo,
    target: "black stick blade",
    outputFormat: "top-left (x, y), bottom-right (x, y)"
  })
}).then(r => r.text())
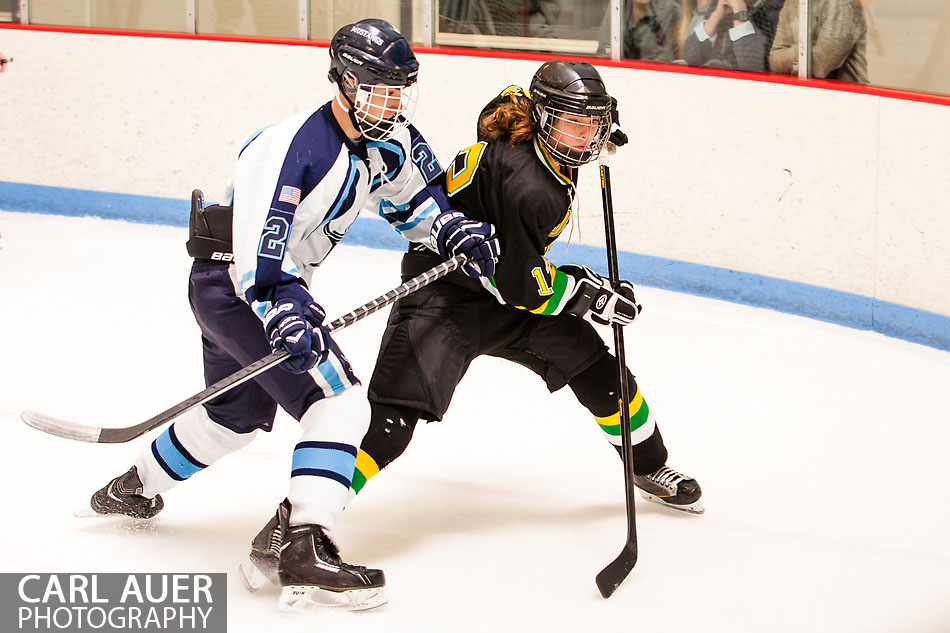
top-left (595, 542), bottom-right (638, 599)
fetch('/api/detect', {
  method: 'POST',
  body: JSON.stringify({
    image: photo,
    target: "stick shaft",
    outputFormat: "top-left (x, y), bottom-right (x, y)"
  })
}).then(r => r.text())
top-left (22, 254), bottom-right (469, 443)
top-left (595, 160), bottom-right (639, 598)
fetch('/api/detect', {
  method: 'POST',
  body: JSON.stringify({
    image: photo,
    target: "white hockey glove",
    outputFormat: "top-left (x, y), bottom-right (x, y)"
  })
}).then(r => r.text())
top-left (561, 265), bottom-right (641, 326)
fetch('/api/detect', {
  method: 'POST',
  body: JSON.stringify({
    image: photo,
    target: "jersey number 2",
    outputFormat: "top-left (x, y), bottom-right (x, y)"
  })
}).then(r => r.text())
top-left (411, 141), bottom-right (442, 184)
top-left (258, 216), bottom-right (289, 260)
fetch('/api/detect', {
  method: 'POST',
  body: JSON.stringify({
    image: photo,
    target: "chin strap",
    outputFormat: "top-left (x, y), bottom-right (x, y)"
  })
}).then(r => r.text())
top-left (335, 86), bottom-right (365, 140)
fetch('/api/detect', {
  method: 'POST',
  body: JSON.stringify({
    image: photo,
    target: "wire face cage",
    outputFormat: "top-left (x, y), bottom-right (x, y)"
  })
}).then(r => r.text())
top-left (536, 106), bottom-right (610, 167)
top-left (350, 82), bottom-right (418, 141)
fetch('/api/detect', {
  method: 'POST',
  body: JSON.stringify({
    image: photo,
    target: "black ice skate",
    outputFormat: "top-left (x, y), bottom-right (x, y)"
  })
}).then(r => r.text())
top-left (634, 465), bottom-right (704, 514)
top-left (238, 499), bottom-right (289, 592)
top-left (88, 466), bottom-right (163, 519)
top-left (278, 524), bottom-right (386, 612)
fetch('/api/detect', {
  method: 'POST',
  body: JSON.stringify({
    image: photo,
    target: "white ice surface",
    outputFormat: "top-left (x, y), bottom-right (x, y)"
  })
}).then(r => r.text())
top-left (1, 210), bottom-right (949, 633)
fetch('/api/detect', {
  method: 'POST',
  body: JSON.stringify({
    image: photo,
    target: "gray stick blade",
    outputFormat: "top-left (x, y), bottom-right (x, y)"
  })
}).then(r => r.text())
top-left (21, 410), bottom-right (102, 443)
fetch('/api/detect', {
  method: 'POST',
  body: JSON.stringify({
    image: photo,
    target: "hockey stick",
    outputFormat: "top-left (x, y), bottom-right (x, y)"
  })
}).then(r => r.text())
top-left (21, 253), bottom-right (470, 444)
top-left (594, 150), bottom-right (639, 599)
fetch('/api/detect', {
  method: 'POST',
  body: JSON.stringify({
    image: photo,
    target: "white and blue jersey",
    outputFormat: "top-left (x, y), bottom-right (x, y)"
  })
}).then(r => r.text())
top-left (151, 103), bottom-right (456, 520)
top-left (226, 102), bottom-right (448, 320)
top-left (133, 96), bottom-right (462, 538)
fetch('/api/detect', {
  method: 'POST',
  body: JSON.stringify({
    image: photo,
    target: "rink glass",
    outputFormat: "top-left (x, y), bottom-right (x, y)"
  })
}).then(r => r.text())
top-left (4, 0), bottom-right (949, 94)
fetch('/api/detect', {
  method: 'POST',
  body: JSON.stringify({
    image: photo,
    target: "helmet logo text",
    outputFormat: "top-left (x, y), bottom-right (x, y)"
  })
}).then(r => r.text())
top-left (349, 25), bottom-right (385, 46)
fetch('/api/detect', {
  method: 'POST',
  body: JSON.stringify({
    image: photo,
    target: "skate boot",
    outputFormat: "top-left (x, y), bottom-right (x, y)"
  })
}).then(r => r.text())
top-left (89, 466), bottom-right (163, 519)
top-left (238, 499), bottom-right (289, 592)
top-left (277, 524), bottom-right (386, 612)
top-left (634, 465), bottom-right (704, 514)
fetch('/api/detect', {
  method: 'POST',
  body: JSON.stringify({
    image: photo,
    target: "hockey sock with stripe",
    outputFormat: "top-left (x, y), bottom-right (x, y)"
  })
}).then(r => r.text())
top-left (350, 403), bottom-right (421, 496)
top-left (286, 386), bottom-right (369, 528)
top-left (568, 352), bottom-right (667, 473)
top-left (134, 406), bottom-right (258, 498)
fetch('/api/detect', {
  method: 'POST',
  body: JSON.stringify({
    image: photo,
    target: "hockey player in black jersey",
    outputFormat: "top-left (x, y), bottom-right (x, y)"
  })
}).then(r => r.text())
top-left (353, 60), bottom-right (705, 513)
top-left (239, 59), bottom-right (703, 599)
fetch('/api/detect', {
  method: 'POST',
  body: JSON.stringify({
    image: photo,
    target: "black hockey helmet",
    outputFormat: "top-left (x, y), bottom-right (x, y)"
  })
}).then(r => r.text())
top-left (328, 19), bottom-right (420, 141)
top-left (328, 18), bottom-right (419, 91)
top-left (529, 60), bottom-right (612, 166)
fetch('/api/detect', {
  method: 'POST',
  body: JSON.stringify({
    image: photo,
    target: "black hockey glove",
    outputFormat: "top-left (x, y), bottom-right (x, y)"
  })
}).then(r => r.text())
top-left (608, 97), bottom-right (629, 148)
top-left (561, 265), bottom-right (641, 326)
top-left (433, 211), bottom-right (502, 278)
top-left (262, 286), bottom-right (330, 374)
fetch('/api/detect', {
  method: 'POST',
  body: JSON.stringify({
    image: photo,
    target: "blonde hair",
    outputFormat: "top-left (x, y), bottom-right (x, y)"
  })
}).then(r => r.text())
top-left (675, 0), bottom-right (711, 59)
top-left (478, 93), bottom-right (536, 146)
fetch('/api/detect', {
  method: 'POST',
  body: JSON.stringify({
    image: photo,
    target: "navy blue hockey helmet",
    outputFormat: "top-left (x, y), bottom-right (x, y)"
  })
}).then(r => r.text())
top-left (328, 18), bottom-right (419, 89)
top-left (529, 60), bottom-right (612, 166)
top-left (328, 19), bottom-right (420, 141)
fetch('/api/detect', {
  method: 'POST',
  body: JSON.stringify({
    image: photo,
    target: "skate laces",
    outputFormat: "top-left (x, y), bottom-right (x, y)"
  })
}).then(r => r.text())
top-left (298, 526), bottom-right (344, 565)
top-left (289, 525), bottom-right (371, 572)
top-left (647, 466), bottom-right (687, 489)
top-left (314, 529), bottom-right (342, 561)
top-left (267, 525), bottom-right (283, 553)
top-left (313, 530), bottom-right (372, 572)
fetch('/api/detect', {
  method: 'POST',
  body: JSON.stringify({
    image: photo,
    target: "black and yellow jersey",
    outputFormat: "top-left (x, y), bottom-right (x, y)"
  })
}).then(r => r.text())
top-left (445, 134), bottom-right (581, 314)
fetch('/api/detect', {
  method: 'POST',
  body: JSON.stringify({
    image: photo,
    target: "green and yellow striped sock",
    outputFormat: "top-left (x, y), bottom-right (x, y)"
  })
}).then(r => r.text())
top-left (594, 388), bottom-right (657, 446)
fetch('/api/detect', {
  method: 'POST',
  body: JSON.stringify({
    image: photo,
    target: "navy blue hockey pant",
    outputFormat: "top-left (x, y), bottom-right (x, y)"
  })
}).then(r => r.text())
top-left (187, 261), bottom-right (358, 433)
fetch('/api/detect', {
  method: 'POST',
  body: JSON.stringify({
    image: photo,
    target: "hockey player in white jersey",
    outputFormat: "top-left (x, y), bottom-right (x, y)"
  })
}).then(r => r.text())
top-left (88, 18), bottom-right (500, 612)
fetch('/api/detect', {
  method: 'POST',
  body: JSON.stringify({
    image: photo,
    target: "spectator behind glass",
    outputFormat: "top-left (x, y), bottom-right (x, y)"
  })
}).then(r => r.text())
top-left (528, 0), bottom-right (567, 37)
top-left (441, 0), bottom-right (526, 36)
top-left (769, 0), bottom-right (868, 83)
top-left (598, 0), bottom-right (682, 62)
top-left (675, 0), bottom-right (713, 58)
top-left (0, 51), bottom-right (11, 73)
top-left (681, 0), bottom-right (785, 70)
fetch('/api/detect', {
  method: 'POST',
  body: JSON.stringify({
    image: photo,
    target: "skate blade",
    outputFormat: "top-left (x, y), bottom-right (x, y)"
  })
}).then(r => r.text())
top-left (238, 561), bottom-right (275, 593)
top-left (278, 584), bottom-right (387, 612)
top-left (73, 506), bottom-right (158, 519)
top-left (73, 506), bottom-right (135, 518)
top-left (637, 490), bottom-right (705, 515)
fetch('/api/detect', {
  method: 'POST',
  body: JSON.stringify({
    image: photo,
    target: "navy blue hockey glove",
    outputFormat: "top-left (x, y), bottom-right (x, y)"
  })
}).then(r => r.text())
top-left (262, 291), bottom-right (330, 374)
top-left (432, 211), bottom-right (501, 278)
top-left (561, 265), bottom-right (641, 326)
top-left (608, 97), bottom-right (628, 148)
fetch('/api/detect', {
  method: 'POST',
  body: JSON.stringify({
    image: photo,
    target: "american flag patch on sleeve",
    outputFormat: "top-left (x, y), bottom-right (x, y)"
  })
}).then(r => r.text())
top-left (278, 185), bottom-right (301, 205)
